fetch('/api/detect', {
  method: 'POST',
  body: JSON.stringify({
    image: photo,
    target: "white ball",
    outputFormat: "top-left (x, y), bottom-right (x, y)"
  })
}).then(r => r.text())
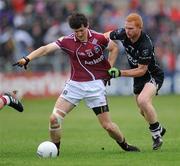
top-left (37, 141), bottom-right (58, 158)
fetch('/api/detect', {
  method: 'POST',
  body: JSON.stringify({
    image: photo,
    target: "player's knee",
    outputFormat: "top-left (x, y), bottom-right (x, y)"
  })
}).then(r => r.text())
top-left (137, 96), bottom-right (149, 109)
top-left (49, 114), bottom-right (58, 125)
top-left (49, 114), bottom-right (59, 129)
top-left (49, 108), bottom-right (65, 130)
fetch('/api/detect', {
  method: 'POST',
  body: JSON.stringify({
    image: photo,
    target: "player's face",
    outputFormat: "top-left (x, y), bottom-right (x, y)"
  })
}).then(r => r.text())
top-left (125, 21), bottom-right (141, 41)
top-left (74, 25), bottom-right (88, 42)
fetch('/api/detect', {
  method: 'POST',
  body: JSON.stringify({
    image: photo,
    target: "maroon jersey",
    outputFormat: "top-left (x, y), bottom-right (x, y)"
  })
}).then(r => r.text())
top-left (55, 29), bottom-right (111, 81)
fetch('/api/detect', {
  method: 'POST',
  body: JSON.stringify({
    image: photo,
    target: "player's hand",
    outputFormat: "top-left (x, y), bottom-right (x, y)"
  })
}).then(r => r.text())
top-left (108, 67), bottom-right (121, 78)
top-left (13, 56), bottom-right (30, 70)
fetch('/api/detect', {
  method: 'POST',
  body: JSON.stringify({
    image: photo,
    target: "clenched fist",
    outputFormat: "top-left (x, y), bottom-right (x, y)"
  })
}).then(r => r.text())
top-left (108, 67), bottom-right (121, 78)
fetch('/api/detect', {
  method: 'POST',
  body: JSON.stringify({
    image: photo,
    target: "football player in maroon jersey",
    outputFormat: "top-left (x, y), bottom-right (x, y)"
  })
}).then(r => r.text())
top-left (13, 12), bottom-right (140, 155)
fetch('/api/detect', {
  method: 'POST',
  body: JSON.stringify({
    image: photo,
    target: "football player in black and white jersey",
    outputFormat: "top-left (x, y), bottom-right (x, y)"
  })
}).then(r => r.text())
top-left (105, 13), bottom-right (166, 150)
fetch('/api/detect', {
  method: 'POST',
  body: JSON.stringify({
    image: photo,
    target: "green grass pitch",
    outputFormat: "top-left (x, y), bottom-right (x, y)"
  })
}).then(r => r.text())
top-left (0, 95), bottom-right (180, 166)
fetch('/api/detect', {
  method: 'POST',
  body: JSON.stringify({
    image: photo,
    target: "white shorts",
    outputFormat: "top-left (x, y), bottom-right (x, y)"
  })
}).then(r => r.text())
top-left (60, 80), bottom-right (107, 108)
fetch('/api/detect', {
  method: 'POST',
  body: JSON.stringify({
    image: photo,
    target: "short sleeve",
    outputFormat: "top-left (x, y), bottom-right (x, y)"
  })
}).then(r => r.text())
top-left (55, 36), bottom-right (65, 48)
top-left (110, 28), bottom-right (125, 40)
top-left (99, 34), bottom-right (109, 49)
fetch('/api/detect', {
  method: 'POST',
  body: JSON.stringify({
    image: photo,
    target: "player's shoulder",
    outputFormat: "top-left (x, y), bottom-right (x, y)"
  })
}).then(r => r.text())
top-left (90, 29), bottom-right (104, 38)
top-left (113, 28), bottom-right (125, 35)
top-left (89, 29), bottom-right (109, 48)
top-left (141, 32), bottom-right (152, 43)
top-left (90, 29), bottom-right (108, 44)
top-left (60, 33), bottom-right (74, 41)
top-left (110, 28), bottom-right (126, 40)
top-left (140, 31), bottom-right (154, 49)
top-left (57, 33), bottom-right (74, 45)
top-left (56, 33), bottom-right (75, 48)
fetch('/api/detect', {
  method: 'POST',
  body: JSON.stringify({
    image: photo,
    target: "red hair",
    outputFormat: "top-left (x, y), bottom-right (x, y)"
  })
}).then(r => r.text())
top-left (126, 13), bottom-right (143, 28)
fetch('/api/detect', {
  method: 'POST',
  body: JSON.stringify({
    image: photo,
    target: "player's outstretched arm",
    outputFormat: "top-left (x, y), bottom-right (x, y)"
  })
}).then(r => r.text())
top-left (104, 32), bottom-right (119, 67)
top-left (108, 64), bottom-right (148, 78)
top-left (13, 42), bottom-right (59, 69)
top-left (107, 40), bottom-right (119, 67)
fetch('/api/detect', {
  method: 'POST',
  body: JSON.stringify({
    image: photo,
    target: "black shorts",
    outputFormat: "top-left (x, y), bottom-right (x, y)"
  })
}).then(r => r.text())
top-left (133, 72), bottom-right (164, 95)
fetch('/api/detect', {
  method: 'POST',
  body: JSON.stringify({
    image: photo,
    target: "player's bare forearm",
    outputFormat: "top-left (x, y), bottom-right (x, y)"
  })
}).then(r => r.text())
top-left (108, 50), bottom-right (118, 67)
top-left (13, 42), bottom-right (58, 69)
top-left (26, 46), bottom-right (46, 61)
top-left (107, 40), bottom-right (119, 67)
top-left (27, 43), bottom-right (58, 61)
top-left (121, 64), bottom-right (148, 77)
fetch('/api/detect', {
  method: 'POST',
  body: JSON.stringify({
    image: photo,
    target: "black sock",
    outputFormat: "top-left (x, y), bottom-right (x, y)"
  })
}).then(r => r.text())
top-left (149, 122), bottom-right (160, 130)
top-left (54, 142), bottom-right (60, 156)
top-left (116, 138), bottom-right (140, 151)
top-left (116, 138), bottom-right (128, 149)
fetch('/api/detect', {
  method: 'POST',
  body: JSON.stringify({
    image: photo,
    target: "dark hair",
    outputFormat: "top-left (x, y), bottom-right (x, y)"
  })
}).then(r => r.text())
top-left (68, 12), bottom-right (88, 29)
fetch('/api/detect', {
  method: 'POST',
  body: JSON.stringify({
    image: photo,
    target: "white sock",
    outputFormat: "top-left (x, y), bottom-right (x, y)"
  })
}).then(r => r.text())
top-left (2, 95), bottom-right (10, 105)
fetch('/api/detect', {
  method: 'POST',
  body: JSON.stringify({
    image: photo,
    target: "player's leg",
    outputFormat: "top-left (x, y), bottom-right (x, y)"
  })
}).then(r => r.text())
top-left (135, 84), bottom-right (157, 123)
top-left (93, 106), bottom-right (140, 152)
top-left (50, 80), bottom-right (84, 155)
top-left (0, 97), bottom-right (5, 110)
top-left (49, 96), bottom-right (75, 156)
top-left (136, 82), bottom-right (166, 150)
top-left (0, 92), bottom-right (23, 112)
top-left (85, 80), bottom-right (139, 152)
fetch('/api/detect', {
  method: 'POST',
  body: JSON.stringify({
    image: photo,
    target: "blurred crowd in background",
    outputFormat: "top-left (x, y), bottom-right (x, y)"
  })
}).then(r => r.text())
top-left (0, 0), bottom-right (180, 75)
